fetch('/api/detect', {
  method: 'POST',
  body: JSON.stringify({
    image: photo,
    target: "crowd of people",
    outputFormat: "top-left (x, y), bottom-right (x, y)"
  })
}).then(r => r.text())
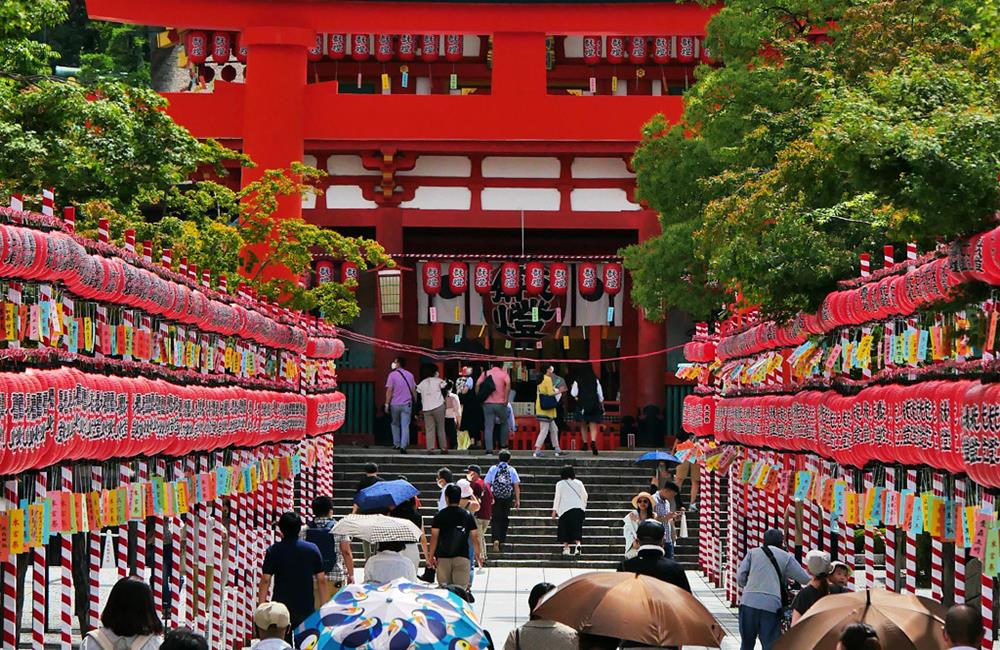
top-left (383, 357), bottom-right (609, 456)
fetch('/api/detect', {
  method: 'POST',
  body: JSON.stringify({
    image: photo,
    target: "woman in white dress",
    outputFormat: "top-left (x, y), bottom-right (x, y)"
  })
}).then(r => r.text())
top-left (622, 491), bottom-right (655, 559)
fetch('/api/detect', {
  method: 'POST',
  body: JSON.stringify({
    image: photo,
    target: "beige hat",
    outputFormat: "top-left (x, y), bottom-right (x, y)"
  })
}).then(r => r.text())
top-left (457, 478), bottom-right (474, 499)
top-left (254, 601), bottom-right (290, 630)
top-left (805, 550), bottom-right (831, 577)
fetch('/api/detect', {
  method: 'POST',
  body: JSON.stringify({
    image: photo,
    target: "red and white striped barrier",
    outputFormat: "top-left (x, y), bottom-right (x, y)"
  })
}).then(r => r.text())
top-left (3, 479), bottom-right (19, 647)
top-left (88, 466), bottom-right (102, 628)
top-left (884, 467), bottom-right (897, 592)
top-left (954, 477), bottom-right (966, 604)
top-left (59, 466), bottom-right (74, 650)
top-left (863, 471), bottom-right (876, 589)
top-left (931, 472), bottom-right (945, 601)
top-left (904, 469), bottom-right (919, 594)
top-left (982, 492), bottom-right (995, 650)
top-left (32, 471), bottom-right (47, 649)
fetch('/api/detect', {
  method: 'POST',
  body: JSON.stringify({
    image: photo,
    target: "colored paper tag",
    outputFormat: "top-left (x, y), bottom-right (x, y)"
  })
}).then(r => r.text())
top-left (607, 306), bottom-right (615, 323)
top-left (381, 73), bottom-right (390, 91)
top-left (943, 499), bottom-right (956, 542)
top-left (986, 521), bottom-right (1000, 576)
top-left (909, 493), bottom-right (925, 535)
top-left (429, 306), bottom-right (437, 323)
top-left (972, 510), bottom-right (991, 560)
top-left (8, 510), bottom-right (24, 554)
top-left (832, 481), bottom-right (846, 517)
top-left (589, 76), bottom-right (597, 93)
top-left (531, 307), bottom-right (539, 321)
top-left (176, 481), bottom-right (189, 514)
top-left (88, 491), bottom-right (102, 529)
top-left (845, 492), bottom-right (859, 525)
top-left (401, 71), bottom-right (409, 87)
top-left (918, 329), bottom-right (929, 361)
top-left (563, 335), bottom-right (570, 350)
top-left (116, 487), bottom-right (128, 525)
top-left (27, 504), bottom-right (43, 548)
top-left (449, 73), bottom-right (457, 90)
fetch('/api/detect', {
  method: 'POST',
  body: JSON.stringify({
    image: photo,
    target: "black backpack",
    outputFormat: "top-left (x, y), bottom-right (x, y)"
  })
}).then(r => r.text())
top-left (476, 373), bottom-right (496, 403)
top-left (305, 519), bottom-right (338, 574)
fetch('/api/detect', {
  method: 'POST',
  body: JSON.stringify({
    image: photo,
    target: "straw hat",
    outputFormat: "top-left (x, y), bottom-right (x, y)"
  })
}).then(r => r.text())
top-left (631, 491), bottom-right (655, 509)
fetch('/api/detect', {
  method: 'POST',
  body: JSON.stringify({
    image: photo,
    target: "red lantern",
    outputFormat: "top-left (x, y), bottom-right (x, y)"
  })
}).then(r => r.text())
top-left (327, 34), bottom-right (347, 60)
top-left (675, 35), bottom-right (696, 63)
top-left (578, 262), bottom-right (599, 296)
top-left (445, 34), bottom-right (463, 61)
top-left (701, 41), bottom-right (717, 65)
top-left (185, 30), bottom-right (209, 64)
top-left (500, 262), bottom-right (520, 296)
top-left (448, 262), bottom-right (468, 295)
top-left (583, 36), bottom-right (602, 64)
top-left (341, 262), bottom-right (360, 289)
top-left (307, 32), bottom-right (324, 61)
top-left (525, 262), bottom-right (546, 296)
top-left (232, 32), bottom-right (249, 63)
top-left (421, 34), bottom-right (440, 62)
top-left (628, 36), bottom-right (647, 64)
top-left (352, 34), bottom-right (371, 61)
top-left (652, 36), bottom-right (671, 64)
top-left (375, 34), bottom-right (394, 62)
top-left (423, 261), bottom-right (443, 295)
top-left (398, 34), bottom-right (417, 60)
top-left (603, 262), bottom-right (623, 296)
top-left (550, 263), bottom-right (569, 296)
top-left (210, 31), bottom-right (231, 64)
top-left (473, 262), bottom-right (491, 294)
top-left (315, 261), bottom-right (335, 285)
top-left (606, 36), bottom-right (626, 64)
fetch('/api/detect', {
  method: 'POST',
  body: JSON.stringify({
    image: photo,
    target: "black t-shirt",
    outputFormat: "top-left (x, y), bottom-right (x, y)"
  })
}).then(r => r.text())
top-left (791, 583), bottom-right (829, 615)
top-left (261, 539), bottom-right (324, 626)
top-left (431, 506), bottom-right (477, 559)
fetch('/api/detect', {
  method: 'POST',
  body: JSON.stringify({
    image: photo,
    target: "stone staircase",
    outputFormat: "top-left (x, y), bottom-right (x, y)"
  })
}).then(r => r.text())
top-left (331, 446), bottom-right (713, 570)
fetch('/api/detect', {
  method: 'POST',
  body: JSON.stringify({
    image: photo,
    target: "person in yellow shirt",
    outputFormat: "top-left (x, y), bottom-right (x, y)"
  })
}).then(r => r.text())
top-left (533, 366), bottom-right (564, 457)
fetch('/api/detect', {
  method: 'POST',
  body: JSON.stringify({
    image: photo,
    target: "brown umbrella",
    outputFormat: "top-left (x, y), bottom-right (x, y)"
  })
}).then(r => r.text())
top-left (533, 571), bottom-right (725, 647)
top-left (774, 589), bottom-right (948, 650)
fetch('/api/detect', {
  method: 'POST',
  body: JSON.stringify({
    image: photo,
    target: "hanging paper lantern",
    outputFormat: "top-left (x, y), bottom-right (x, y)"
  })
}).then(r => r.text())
top-left (525, 262), bottom-right (546, 297)
top-left (327, 33), bottom-right (347, 59)
top-left (628, 36), bottom-right (647, 64)
top-left (341, 261), bottom-right (360, 289)
top-left (651, 36), bottom-right (671, 64)
top-left (352, 34), bottom-right (371, 61)
top-left (185, 30), bottom-right (209, 64)
top-left (583, 36), bottom-right (602, 64)
top-left (500, 262), bottom-right (520, 296)
top-left (603, 262), bottom-right (623, 296)
top-left (210, 31), bottom-right (231, 64)
top-left (549, 262), bottom-right (569, 296)
top-left (421, 34), bottom-right (440, 62)
top-left (315, 260), bottom-right (335, 285)
top-left (448, 262), bottom-right (468, 295)
top-left (701, 41), bottom-right (717, 65)
top-left (307, 32), bottom-right (324, 61)
top-left (398, 34), bottom-right (417, 60)
top-left (232, 31), bottom-right (249, 63)
top-left (606, 36), bottom-right (626, 64)
top-left (375, 34), bottom-right (395, 62)
top-left (445, 34), bottom-right (464, 61)
top-left (423, 261), bottom-right (443, 295)
top-left (473, 262), bottom-right (491, 294)
top-left (578, 262), bottom-right (599, 296)
top-left (675, 36), bottom-right (696, 63)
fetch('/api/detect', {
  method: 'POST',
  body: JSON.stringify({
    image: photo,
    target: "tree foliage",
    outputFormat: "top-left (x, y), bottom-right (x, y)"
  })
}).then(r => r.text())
top-left (625, 0), bottom-right (1000, 321)
top-left (0, 1), bottom-right (391, 323)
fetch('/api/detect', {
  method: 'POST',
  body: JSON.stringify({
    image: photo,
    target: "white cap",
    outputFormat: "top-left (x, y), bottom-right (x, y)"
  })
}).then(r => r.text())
top-left (254, 601), bottom-right (290, 630)
top-left (805, 550), bottom-right (831, 577)
top-left (456, 478), bottom-right (474, 498)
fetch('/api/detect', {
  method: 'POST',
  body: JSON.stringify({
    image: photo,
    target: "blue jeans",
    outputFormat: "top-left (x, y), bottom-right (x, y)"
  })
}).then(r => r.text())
top-left (482, 403), bottom-right (509, 450)
top-left (738, 605), bottom-right (781, 650)
top-left (664, 541), bottom-right (675, 559)
top-left (390, 403), bottom-right (412, 449)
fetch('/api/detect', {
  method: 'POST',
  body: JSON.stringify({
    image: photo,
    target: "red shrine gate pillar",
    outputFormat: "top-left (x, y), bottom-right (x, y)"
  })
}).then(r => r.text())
top-left (635, 210), bottom-right (667, 414)
top-left (239, 28), bottom-right (310, 280)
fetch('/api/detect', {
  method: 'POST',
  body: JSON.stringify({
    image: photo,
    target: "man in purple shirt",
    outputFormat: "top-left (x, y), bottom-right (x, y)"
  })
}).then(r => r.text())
top-left (384, 357), bottom-right (416, 453)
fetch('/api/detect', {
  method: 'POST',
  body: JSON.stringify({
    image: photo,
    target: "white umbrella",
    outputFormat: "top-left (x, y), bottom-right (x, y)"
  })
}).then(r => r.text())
top-left (332, 514), bottom-right (421, 543)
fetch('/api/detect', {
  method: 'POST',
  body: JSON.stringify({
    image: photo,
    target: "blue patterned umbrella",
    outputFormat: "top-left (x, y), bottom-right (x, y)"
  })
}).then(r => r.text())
top-left (354, 479), bottom-right (420, 511)
top-left (633, 450), bottom-right (679, 467)
top-left (295, 578), bottom-right (490, 650)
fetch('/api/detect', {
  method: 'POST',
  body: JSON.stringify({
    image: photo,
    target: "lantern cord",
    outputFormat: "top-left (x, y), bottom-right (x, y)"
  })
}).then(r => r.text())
top-left (336, 327), bottom-right (687, 364)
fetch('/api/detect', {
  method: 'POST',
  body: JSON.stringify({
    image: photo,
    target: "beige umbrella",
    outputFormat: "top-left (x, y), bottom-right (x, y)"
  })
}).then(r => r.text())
top-left (331, 514), bottom-right (422, 543)
top-left (533, 571), bottom-right (725, 647)
top-left (774, 589), bottom-right (948, 650)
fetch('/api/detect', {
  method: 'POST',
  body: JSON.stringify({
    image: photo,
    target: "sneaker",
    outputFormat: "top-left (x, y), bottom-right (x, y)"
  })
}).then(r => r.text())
top-left (590, 441), bottom-right (599, 456)
top-left (562, 547), bottom-right (572, 556)
top-left (554, 450), bottom-right (565, 457)
top-left (400, 447), bottom-right (408, 454)
top-left (533, 450), bottom-right (543, 458)
top-left (492, 541), bottom-right (501, 553)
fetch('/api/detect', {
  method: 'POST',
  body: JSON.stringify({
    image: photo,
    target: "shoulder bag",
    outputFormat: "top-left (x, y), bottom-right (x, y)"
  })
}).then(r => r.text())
top-left (760, 545), bottom-right (793, 632)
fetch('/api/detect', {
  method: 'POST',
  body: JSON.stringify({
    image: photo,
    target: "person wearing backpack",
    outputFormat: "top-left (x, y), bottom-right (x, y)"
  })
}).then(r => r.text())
top-left (485, 450), bottom-right (521, 552)
top-left (304, 495), bottom-right (355, 590)
top-left (476, 359), bottom-right (511, 454)
top-left (81, 576), bottom-right (163, 650)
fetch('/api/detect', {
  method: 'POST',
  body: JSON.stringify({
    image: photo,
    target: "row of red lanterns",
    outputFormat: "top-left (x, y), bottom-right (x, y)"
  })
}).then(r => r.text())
top-left (583, 35), bottom-right (713, 65)
top-left (421, 261), bottom-right (623, 297)
top-left (714, 226), bottom-right (1000, 361)
top-left (184, 31), bottom-right (465, 65)
top-left (0, 367), bottom-right (348, 474)
top-left (684, 382), bottom-right (1000, 487)
top-left (314, 260), bottom-right (359, 290)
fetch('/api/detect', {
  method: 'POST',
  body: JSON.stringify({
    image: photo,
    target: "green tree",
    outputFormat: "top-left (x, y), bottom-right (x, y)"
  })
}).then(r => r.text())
top-left (626, 0), bottom-right (1000, 321)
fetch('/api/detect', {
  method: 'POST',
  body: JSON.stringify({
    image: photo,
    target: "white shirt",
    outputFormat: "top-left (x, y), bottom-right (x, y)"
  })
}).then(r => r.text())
top-left (364, 550), bottom-right (417, 584)
top-left (553, 479), bottom-right (588, 516)
top-left (81, 631), bottom-right (161, 650)
top-left (253, 639), bottom-right (293, 650)
top-left (416, 377), bottom-right (447, 411)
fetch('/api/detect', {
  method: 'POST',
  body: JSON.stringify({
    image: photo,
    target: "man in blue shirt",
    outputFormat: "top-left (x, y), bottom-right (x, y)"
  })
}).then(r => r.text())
top-left (736, 529), bottom-right (810, 650)
top-left (259, 512), bottom-right (331, 635)
top-left (484, 450), bottom-right (521, 552)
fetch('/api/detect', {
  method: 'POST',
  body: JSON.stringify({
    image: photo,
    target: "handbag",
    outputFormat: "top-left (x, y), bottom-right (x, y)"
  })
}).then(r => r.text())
top-left (539, 393), bottom-right (558, 409)
top-left (457, 430), bottom-right (472, 450)
top-left (761, 545), bottom-right (793, 632)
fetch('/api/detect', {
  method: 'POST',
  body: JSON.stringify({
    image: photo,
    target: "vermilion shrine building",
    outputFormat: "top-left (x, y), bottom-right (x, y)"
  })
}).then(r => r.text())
top-left (87, 0), bottom-right (719, 438)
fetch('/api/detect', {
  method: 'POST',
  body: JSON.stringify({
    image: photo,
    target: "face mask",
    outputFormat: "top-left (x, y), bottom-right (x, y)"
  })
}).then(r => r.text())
top-left (391, 362), bottom-right (398, 370)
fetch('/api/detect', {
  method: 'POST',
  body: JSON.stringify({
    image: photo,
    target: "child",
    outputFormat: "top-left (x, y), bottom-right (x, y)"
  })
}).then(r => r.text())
top-left (444, 381), bottom-right (462, 451)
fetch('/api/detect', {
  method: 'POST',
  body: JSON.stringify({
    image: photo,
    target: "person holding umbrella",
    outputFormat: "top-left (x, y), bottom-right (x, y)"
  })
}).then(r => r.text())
top-left (837, 624), bottom-right (882, 650)
top-left (617, 520), bottom-right (691, 595)
top-left (943, 604), bottom-right (983, 650)
top-left (364, 541), bottom-right (418, 584)
top-left (503, 582), bottom-right (582, 650)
